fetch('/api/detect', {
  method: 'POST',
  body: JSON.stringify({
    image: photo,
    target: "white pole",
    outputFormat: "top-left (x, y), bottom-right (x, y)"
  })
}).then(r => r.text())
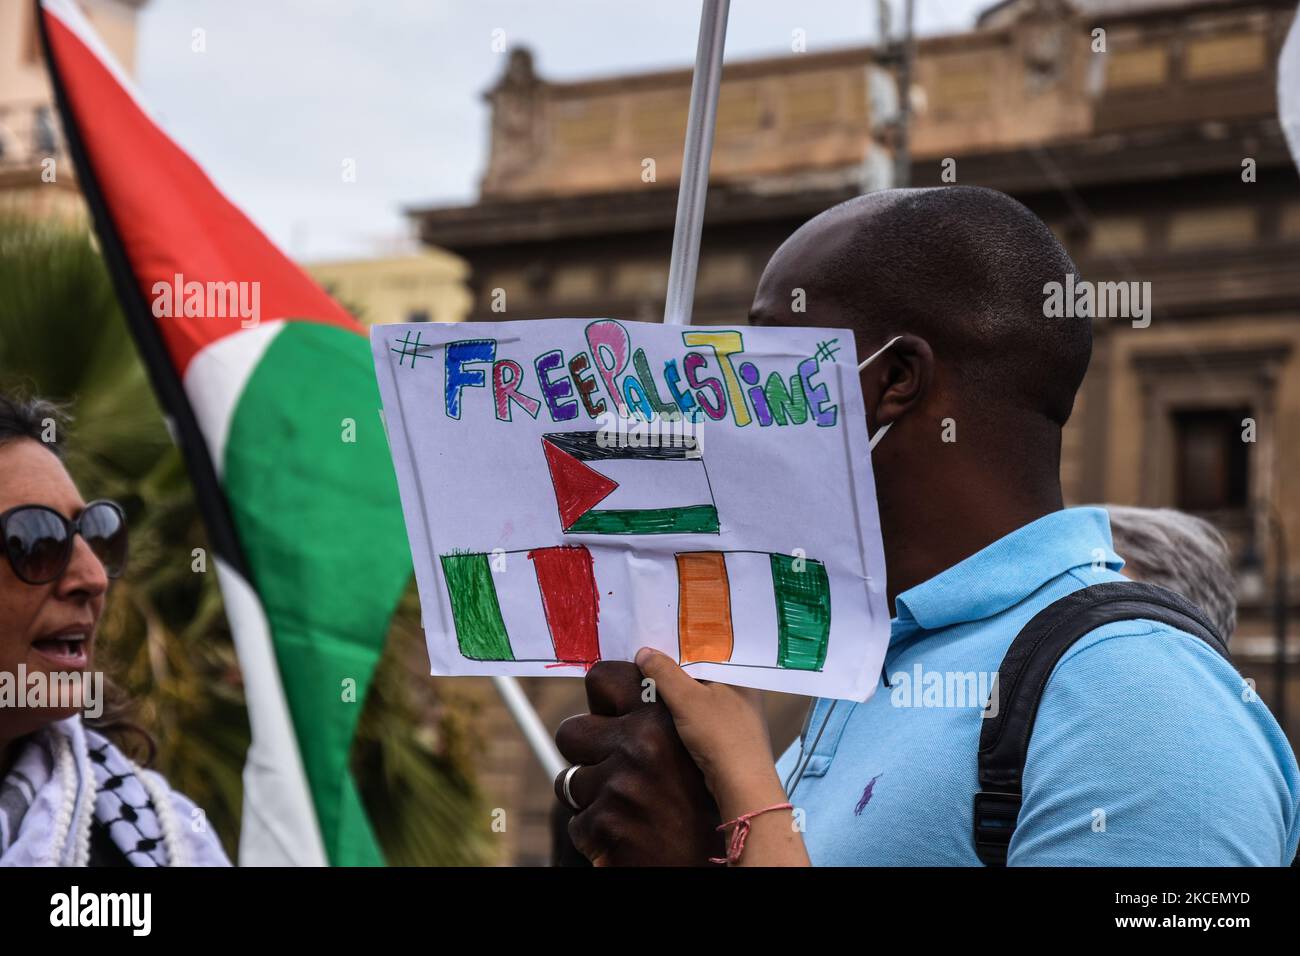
top-left (499, 1), bottom-right (730, 783)
top-left (494, 676), bottom-right (565, 779)
top-left (663, 0), bottom-right (730, 326)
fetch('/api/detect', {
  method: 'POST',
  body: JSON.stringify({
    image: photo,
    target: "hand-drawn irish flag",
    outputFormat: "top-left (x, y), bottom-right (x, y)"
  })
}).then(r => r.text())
top-left (39, 0), bottom-right (410, 865)
top-left (677, 551), bottom-right (831, 671)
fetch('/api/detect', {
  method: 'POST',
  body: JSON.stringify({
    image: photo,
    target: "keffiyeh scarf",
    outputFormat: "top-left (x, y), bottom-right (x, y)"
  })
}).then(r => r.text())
top-left (0, 716), bottom-right (229, 867)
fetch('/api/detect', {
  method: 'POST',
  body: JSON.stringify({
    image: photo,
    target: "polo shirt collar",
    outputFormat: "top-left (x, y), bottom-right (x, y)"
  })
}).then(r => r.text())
top-left (892, 506), bottom-right (1124, 634)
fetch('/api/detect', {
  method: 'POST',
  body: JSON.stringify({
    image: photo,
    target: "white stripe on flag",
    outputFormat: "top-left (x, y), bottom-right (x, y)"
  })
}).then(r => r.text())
top-left (184, 321), bottom-right (285, 480)
top-left (592, 458), bottom-right (713, 511)
top-left (723, 552), bottom-right (780, 668)
top-left (215, 559), bottom-right (327, 866)
top-left (493, 555), bottom-right (561, 662)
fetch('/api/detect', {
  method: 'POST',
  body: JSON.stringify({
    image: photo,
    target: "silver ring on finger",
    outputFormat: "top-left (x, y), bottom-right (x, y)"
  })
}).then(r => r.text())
top-left (562, 763), bottom-right (584, 811)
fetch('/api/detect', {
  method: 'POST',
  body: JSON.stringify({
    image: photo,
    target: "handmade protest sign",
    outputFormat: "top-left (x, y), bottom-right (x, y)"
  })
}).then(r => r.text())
top-left (372, 318), bottom-right (890, 700)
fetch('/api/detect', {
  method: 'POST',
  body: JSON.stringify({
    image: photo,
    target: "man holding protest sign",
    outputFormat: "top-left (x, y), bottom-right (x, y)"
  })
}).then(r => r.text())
top-left (552, 186), bottom-right (1300, 867)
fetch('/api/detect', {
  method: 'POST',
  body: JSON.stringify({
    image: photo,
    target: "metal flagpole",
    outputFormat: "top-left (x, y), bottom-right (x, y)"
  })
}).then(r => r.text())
top-left (893, 0), bottom-right (916, 188)
top-left (499, 1), bottom-right (730, 781)
top-left (494, 676), bottom-right (565, 779)
top-left (663, 0), bottom-right (731, 326)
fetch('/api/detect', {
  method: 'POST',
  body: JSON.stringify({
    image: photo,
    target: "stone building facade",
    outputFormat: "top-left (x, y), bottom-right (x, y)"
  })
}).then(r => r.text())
top-left (0, 0), bottom-right (148, 222)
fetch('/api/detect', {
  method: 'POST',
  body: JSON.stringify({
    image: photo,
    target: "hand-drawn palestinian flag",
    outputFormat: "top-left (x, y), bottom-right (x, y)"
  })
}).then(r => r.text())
top-left (38, 0), bottom-right (410, 865)
top-left (541, 431), bottom-right (719, 534)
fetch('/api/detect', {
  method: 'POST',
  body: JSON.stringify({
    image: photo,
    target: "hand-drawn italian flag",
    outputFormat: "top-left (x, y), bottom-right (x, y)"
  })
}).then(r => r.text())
top-left (442, 545), bottom-right (601, 665)
top-left (39, 0), bottom-right (411, 865)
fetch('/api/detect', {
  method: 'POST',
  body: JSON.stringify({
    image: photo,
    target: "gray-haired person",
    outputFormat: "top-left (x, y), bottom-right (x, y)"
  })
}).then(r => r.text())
top-left (1103, 504), bottom-right (1237, 643)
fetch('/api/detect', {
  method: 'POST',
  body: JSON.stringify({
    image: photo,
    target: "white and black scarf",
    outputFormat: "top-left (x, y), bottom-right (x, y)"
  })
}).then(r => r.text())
top-left (0, 716), bottom-right (229, 867)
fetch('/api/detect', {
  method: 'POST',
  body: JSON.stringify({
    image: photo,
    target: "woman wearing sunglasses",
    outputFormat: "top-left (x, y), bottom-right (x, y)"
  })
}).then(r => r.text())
top-left (0, 392), bottom-right (229, 866)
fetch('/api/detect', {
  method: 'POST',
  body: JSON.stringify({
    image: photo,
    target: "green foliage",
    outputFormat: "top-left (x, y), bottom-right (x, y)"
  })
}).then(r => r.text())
top-left (0, 216), bottom-right (491, 865)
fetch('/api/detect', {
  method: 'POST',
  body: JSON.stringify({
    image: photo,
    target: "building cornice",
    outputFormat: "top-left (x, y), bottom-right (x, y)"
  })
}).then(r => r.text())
top-left (411, 116), bottom-right (1292, 248)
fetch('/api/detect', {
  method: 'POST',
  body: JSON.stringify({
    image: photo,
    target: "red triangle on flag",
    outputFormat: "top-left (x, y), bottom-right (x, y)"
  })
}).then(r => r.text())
top-left (542, 438), bottom-right (619, 530)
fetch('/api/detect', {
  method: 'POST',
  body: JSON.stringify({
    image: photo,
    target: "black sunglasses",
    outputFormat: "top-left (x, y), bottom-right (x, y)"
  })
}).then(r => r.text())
top-left (0, 500), bottom-right (128, 586)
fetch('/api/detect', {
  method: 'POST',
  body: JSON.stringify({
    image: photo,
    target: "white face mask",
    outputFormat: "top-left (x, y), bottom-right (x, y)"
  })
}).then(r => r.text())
top-left (858, 335), bottom-right (904, 451)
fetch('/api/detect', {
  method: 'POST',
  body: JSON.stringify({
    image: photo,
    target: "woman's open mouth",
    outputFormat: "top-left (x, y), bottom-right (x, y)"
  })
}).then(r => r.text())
top-left (31, 633), bottom-right (90, 669)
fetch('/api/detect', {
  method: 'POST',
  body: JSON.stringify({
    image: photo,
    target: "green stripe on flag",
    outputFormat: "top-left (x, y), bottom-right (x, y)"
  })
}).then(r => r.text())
top-left (223, 321), bottom-right (412, 866)
top-left (441, 552), bottom-right (514, 661)
top-left (770, 554), bottom-right (831, 670)
top-left (566, 505), bottom-right (720, 535)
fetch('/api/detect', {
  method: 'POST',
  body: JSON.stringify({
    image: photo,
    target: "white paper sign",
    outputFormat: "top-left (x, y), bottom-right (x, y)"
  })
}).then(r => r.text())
top-left (372, 318), bottom-right (890, 701)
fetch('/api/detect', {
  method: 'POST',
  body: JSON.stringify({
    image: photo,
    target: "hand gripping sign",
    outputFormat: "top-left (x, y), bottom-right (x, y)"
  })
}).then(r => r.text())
top-left (372, 317), bottom-right (890, 700)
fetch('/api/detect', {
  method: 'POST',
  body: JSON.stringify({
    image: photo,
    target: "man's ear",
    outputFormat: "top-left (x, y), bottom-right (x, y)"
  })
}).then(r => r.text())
top-left (864, 334), bottom-right (933, 429)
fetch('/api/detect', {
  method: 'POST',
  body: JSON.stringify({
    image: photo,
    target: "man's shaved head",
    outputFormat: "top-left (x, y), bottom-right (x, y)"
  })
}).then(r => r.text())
top-left (751, 186), bottom-right (1091, 427)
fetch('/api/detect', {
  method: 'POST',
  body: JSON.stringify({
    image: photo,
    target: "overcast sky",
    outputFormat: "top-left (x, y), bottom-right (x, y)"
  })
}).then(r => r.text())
top-left (134, 1), bottom-right (989, 261)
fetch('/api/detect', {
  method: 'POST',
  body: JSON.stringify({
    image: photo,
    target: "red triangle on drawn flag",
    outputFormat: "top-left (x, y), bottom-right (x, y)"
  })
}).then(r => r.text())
top-left (542, 437), bottom-right (619, 529)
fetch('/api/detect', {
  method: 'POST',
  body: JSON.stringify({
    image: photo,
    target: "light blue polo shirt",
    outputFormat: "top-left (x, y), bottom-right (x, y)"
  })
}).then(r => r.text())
top-left (774, 507), bottom-right (1300, 866)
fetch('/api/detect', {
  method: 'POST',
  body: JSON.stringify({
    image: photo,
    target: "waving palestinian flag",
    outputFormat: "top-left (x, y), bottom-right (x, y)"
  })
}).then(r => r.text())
top-left (38, 0), bottom-right (411, 865)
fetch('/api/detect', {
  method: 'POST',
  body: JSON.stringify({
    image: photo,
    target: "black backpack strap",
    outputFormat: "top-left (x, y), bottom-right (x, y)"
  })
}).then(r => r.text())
top-left (973, 581), bottom-right (1230, 866)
